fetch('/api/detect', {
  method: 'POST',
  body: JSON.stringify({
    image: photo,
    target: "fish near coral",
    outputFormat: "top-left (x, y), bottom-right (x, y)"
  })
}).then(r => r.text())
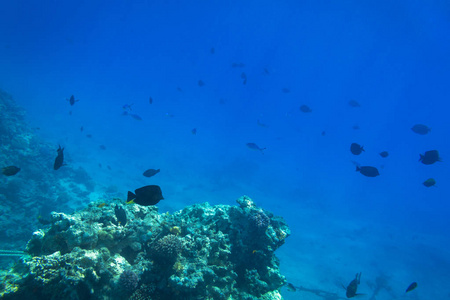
top-left (344, 272), bottom-right (363, 298)
top-left (53, 145), bottom-right (65, 170)
top-left (114, 205), bottom-right (127, 226)
top-left (2, 166), bottom-right (20, 176)
top-left (127, 185), bottom-right (164, 206)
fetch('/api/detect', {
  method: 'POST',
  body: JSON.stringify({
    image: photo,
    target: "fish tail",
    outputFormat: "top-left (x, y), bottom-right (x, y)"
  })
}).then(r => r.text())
top-left (127, 191), bottom-right (136, 203)
top-left (419, 154), bottom-right (423, 161)
top-left (356, 166), bottom-right (360, 172)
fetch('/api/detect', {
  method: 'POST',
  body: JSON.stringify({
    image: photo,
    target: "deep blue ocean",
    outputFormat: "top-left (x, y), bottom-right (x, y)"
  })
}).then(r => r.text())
top-left (1, 1), bottom-right (449, 299)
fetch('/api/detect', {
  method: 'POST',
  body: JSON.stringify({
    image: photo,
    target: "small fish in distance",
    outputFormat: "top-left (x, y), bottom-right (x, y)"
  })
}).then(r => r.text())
top-left (2, 166), bottom-right (20, 176)
top-left (149, 97), bottom-right (153, 104)
top-left (411, 124), bottom-right (430, 135)
top-left (143, 169), bottom-right (160, 178)
top-left (198, 80), bottom-right (205, 87)
top-left (191, 128), bottom-right (197, 135)
top-left (419, 150), bottom-right (441, 165)
top-left (129, 113), bottom-right (142, 121)
top-left (405, 282), bottom-right (417, 293)
top-left (356, 166), bottom-right (379, 177)
top-left (67, 95), bottom-right (79, 106)
top-left (300, 105), bottom-right (312, 113)
top-left (53, 145), bottom-right (65, 170)
top-left (114, 205), bottom-right (127, 226)
top-left (286, 283), bottom-right (296, 292)
top-left (246, 143), bottom-right (266, 154)
top-left (423, 178), bottom-right (436, 187)
top-left (379, 151), bottom-right (389, 158)
top-left (350, 143), bottom-right (365, 155)
top-left (122, 103), bottom-right (134, 111)
top-left (348, 100), bottom-right (360, 107)
top-left (127, 185), bottom-right (164, 206)
top-left (210, 47), bottom-right (215, 54)
top-left (282, 88), bottom-right (290, 93)
top-left (344, 272), bottom-right (363, 298)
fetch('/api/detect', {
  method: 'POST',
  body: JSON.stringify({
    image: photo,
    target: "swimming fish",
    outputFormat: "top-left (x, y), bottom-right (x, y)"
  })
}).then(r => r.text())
top-left (348, 100), bottom-right (360, 107)
top-left (67, 95), bottom-right (79, 106)
top-left (379, 151), bottom-right (389, 158)
top-left (191, 128), bottom-right (197, 135)
top-left (129, 113), bottom-right (142, 121)
top-left (99, 145), bottom-right (106, 150)
top-left (300, 105), bottom-right (312, 113)
top-left (122, 103), bottom-right (134, 111)
top-left (198, 80), bottom-right (205, 87)
top-left (210, 47), bottom-right (215, 54)
top-left (241, 72), bottom-right (247, 85)
top-left (345, 272), bottom-right (362, 298)
top-left (423, 178), bottom-right (436, 187)
top-left (405, 282), bottom-right (417, 293)
top-left (114, 205), bottom-right (127, 226)
top-left (356, 166), bottom-right (379, 177)
top-left (350, 143), bottom-right (364, 155)
top-left (282, 88), bottom-right (290, 93)
top-left (53, 145), bottom-right (65, 170)
top-left (286, 283), bottom-right (297, 292)
top-left (419, 150), bottom-right (441, 165)
top-left (143, 168), bottom-right (160, 178)
top-left (2, 166), bottom-right (20, 176)
top-left (411, 124), bottom-right (430, 135)
top-left (127, 185), bottom-right (164, 206)
top-left (149, 97), bottom-right (153, 104)
top-left (231, 62), bottom-right (245, 68)
top-left (246, 143), bottom-right (266, 154)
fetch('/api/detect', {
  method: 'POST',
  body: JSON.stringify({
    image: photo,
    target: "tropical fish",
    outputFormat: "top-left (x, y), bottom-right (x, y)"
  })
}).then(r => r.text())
top-left (300, 105), bottom-right (312, 113)
top-left (405, 282), bottom-right (417, 293)
top-left (419, 150), bottom-right (441, 165)
top-left (114, 205), bottom-right (127, 226)
top-left (348, 100), bottom-right (360, 107)
top-left (97, 203), bottom-right (106, 208)
top-left (350, 143), bottom-right (364, 155)
top-left (127, 185), bottom-right (164, 206)
top-left (143, 168), bottom-right (160, 178)
top-left (53, 145), bottom-right (65, 170)
top-left (423, 178), bottom-right (436, 187)
top-left (344, 272), bottom-right (362, 298)
top-left (411, 124), bottom-right (430, 135)
top-left (356, 166), bottom-right (379, 177)
top-left (67, 95), bottom-right (79, 106)
top-left (198, 80), bottom-right (205, 87)
top-left (246, 143), bottom-right (266, 154)
top-left (379, 151), bottom-right (389, 158)
top-left (2, 166), bottom-right (20, 176)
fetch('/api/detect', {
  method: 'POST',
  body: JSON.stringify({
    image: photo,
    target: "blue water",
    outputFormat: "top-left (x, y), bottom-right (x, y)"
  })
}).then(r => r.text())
top-left (1, 1), bottom-right (449, 299)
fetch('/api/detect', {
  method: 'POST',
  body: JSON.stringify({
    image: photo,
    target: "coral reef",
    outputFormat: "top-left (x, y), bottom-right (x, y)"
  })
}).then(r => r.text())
top-left (0, 196), bottom-right (290, 299)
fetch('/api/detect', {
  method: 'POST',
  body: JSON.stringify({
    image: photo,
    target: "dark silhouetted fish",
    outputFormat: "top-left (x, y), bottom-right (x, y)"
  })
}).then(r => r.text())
top-left (379, 151), bottom-right (389, 158)
top-left (177, 87), bottom-right (183, 92)
top-left (263, 68), bottom-right (269, 74)
top-left (232, 62), bottom-right (245, 68)
top-left (257, 120), bottom-right (268, 128)
top-left (67, 95), bottom-right (79, 106)
top-left (246, 143), bottom-right (266, 154)
top-left (53, 145), bottom-right (65, 170)
top-left (191, 128), bottom-right (197, 135)
top-left (80, 126), bottom-right (84, 132)
top-left (149, 97), bottom-right (153, 104)
top-left (352, 124), bottom-right (360, 130)
top-left (127, 185), bottom-right (164, 206)
top-left (286, 283), bottom-right (296, 292)
top-left (198, 80), bottom-right (205, 87)
top-left (210, 47), bottom-right (215, 54)
top-left (405, 282), bottom-right (417, 293)
top-left (122, 103), bottom-right (134, 111)
top-left (344, 272), bottom-right (362, 298)
top-left (129, 113), bottom-right (142, 121)
top-left (241, 72), bottom-right (247, 85)
top-left (419, 150), bottom-right (441, 165)
top-left (356, 166), bottom-right (379, 177)
top-left (86, 134), bottom-right (93, 138)
top-left (282, 88), bottom-right (290, 93)
top-left (423, 178), bottom-right (436, 187)
top-left (300, 105), bottom-right (312, 113)
top-left (114, 205), bottom-right (127, 226)
top-left (2, 166), bottom-right (20, 176)
top-left (99, 145), bottom-right (106, 150)
top-left (143, 168), bottom-right (160, 178)
top-left (348, 100), bottom-right (360, 107)
top-left (411, 124), bottom-right (430, 135)
top-left (350, 143), bottom-right (364, 155)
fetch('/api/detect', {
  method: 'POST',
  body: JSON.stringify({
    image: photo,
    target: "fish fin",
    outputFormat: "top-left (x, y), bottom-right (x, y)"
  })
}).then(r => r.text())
top-left (419, 154), bottom-right (423, 161)
top-left (127, 191), bottom-right (136, 203)
top-left (126, 199), bottom-right (135, 205)
top-left (356, 166), bottom-right (361, 172)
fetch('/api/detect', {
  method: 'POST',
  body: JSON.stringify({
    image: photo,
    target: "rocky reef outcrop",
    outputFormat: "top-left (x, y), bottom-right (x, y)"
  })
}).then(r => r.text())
top-left (0, 195), bottom-right (290, 300)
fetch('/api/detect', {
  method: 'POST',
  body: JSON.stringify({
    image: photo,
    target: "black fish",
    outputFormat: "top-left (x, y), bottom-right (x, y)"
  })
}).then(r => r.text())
top-left (210, 47), bottom-right (215, 54)
top-left (67, 95), bottom-right (79, 106)
top-left (198, 80), bottom-right (205, 87)
top-left (423, 178), bottom-right (436, 187)
top-left (191, 128), bottom-right (197, 135)
top-left (300, 105), bottom-right (312, 113)
top-left (350, 143), bottom-right (364, 155)
top-left (129, 113), bottom-right (142, 121)
top-left (114, 205), bottom-right (127, 226)
top-left (356, 166), bottom-right (379, 177)
top-left (127, 185), bottom-right (164, 206)
top-left (53, 145), bottom-right (65, 170)
top-left (411, 124), bottom-right (430, 135)
top-left (241, 72), bottom-right (247, 85)
top-left (143, 168), bottom-right (160, 178)
top-left (379, 151), bottom-right (389, 158)
top-left (80, 126), bottom-right (84, 132)
top-left (419, 150), bottom-right (441, 165)
top-left (282, 88), bottom-right (290, 93)
top-left (99, 145), bottom-right (106, 150)
top-left (286, 283), bottom-right (296, 292)
top-left (345, 272), bottom-right (362, 298)
top-left (2, 166), bottom-right (20, 176)
top-left (231, 62), bottom-right (245, 68)
top-left (348, 100), bottom-right (360, 107)
top-left (352, 124), bottom-right (360, 130)
top-left (149, 97), bottom-right (153, 104)
top-left (405, 282), bottom-right (417, 293)
top-left (246, 143), bottom-right (266, 154)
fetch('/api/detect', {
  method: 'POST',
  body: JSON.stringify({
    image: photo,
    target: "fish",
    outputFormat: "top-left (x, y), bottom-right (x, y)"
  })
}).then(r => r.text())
top-left (53, 145), bottom-right (65, 170)
top-left (97, 203), bottom-right (106, 208)
top-left (352, 124), bottom-right (360, 130)
top-left (419, 150), bottom-right (441, 165)
top-left (423, 178), bottom-right (436, 187)
top-left (143, 168), bottom-right (160, 178)
top-left (177, 87), bottom-right (183, 92)
top-left (300, 105), bottom-right (312, 113)
top-left (356, 166), bottom-right (379, 177)
top-left (246, 143), bottom-right (266, 154)
top-left (114, 205), bottom-right (127, 226)
top-left (345, 272), bottom-right (362, 298)
top-left (411, 124), bottom-right (430, 135)
top-left (241, 72), bottom-right (247, 85)
top-left (379, 151), bottom-right (389, 158)
top-left (263, 68), bottom-right (269, 74)
top-left (282, 88), bottom-right (290, 93)
top-left (67, 95), bottom-right (79, 106)
top-left (129, 113), bottom-right (142, 121)
top-left (80, 126), bottom-right (84, 132)
top-left (321, 131), bottom-right (326, 136)
top-left (257, 120), bottom-right (268, 128)
top-left (286, 283), bottom-right (297, 292)
top-left (198, 80), bottom-right (205, 87)
top-left (405, 282), bottom-right (417, 293)
top-left (348, 100), bottom-right (360, 107)
top-left (191, 128), bottom-right (197, 135)
top-left (350, 143), bottom-right (364, 155)
top-left (86, 134), bottom-right (93, 138)
top-left (231, 62), bottom-right (245, 68)
top-left (122, 103), bottom-right (134, 111)
top-left (127, 185), bottom-right (164, 206)
top-left (210, 47), bottom-right (215, 54)
top-left (149, 97), bottom-right (153, 104)
top-left (2, 166), bottom-right (20, 176)
top-left (99, 145), bottom-right (106, 150)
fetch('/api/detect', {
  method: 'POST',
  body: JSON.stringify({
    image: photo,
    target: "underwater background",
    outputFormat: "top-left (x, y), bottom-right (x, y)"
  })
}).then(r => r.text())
top-left (1, 1), bottom-right (449, 299)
